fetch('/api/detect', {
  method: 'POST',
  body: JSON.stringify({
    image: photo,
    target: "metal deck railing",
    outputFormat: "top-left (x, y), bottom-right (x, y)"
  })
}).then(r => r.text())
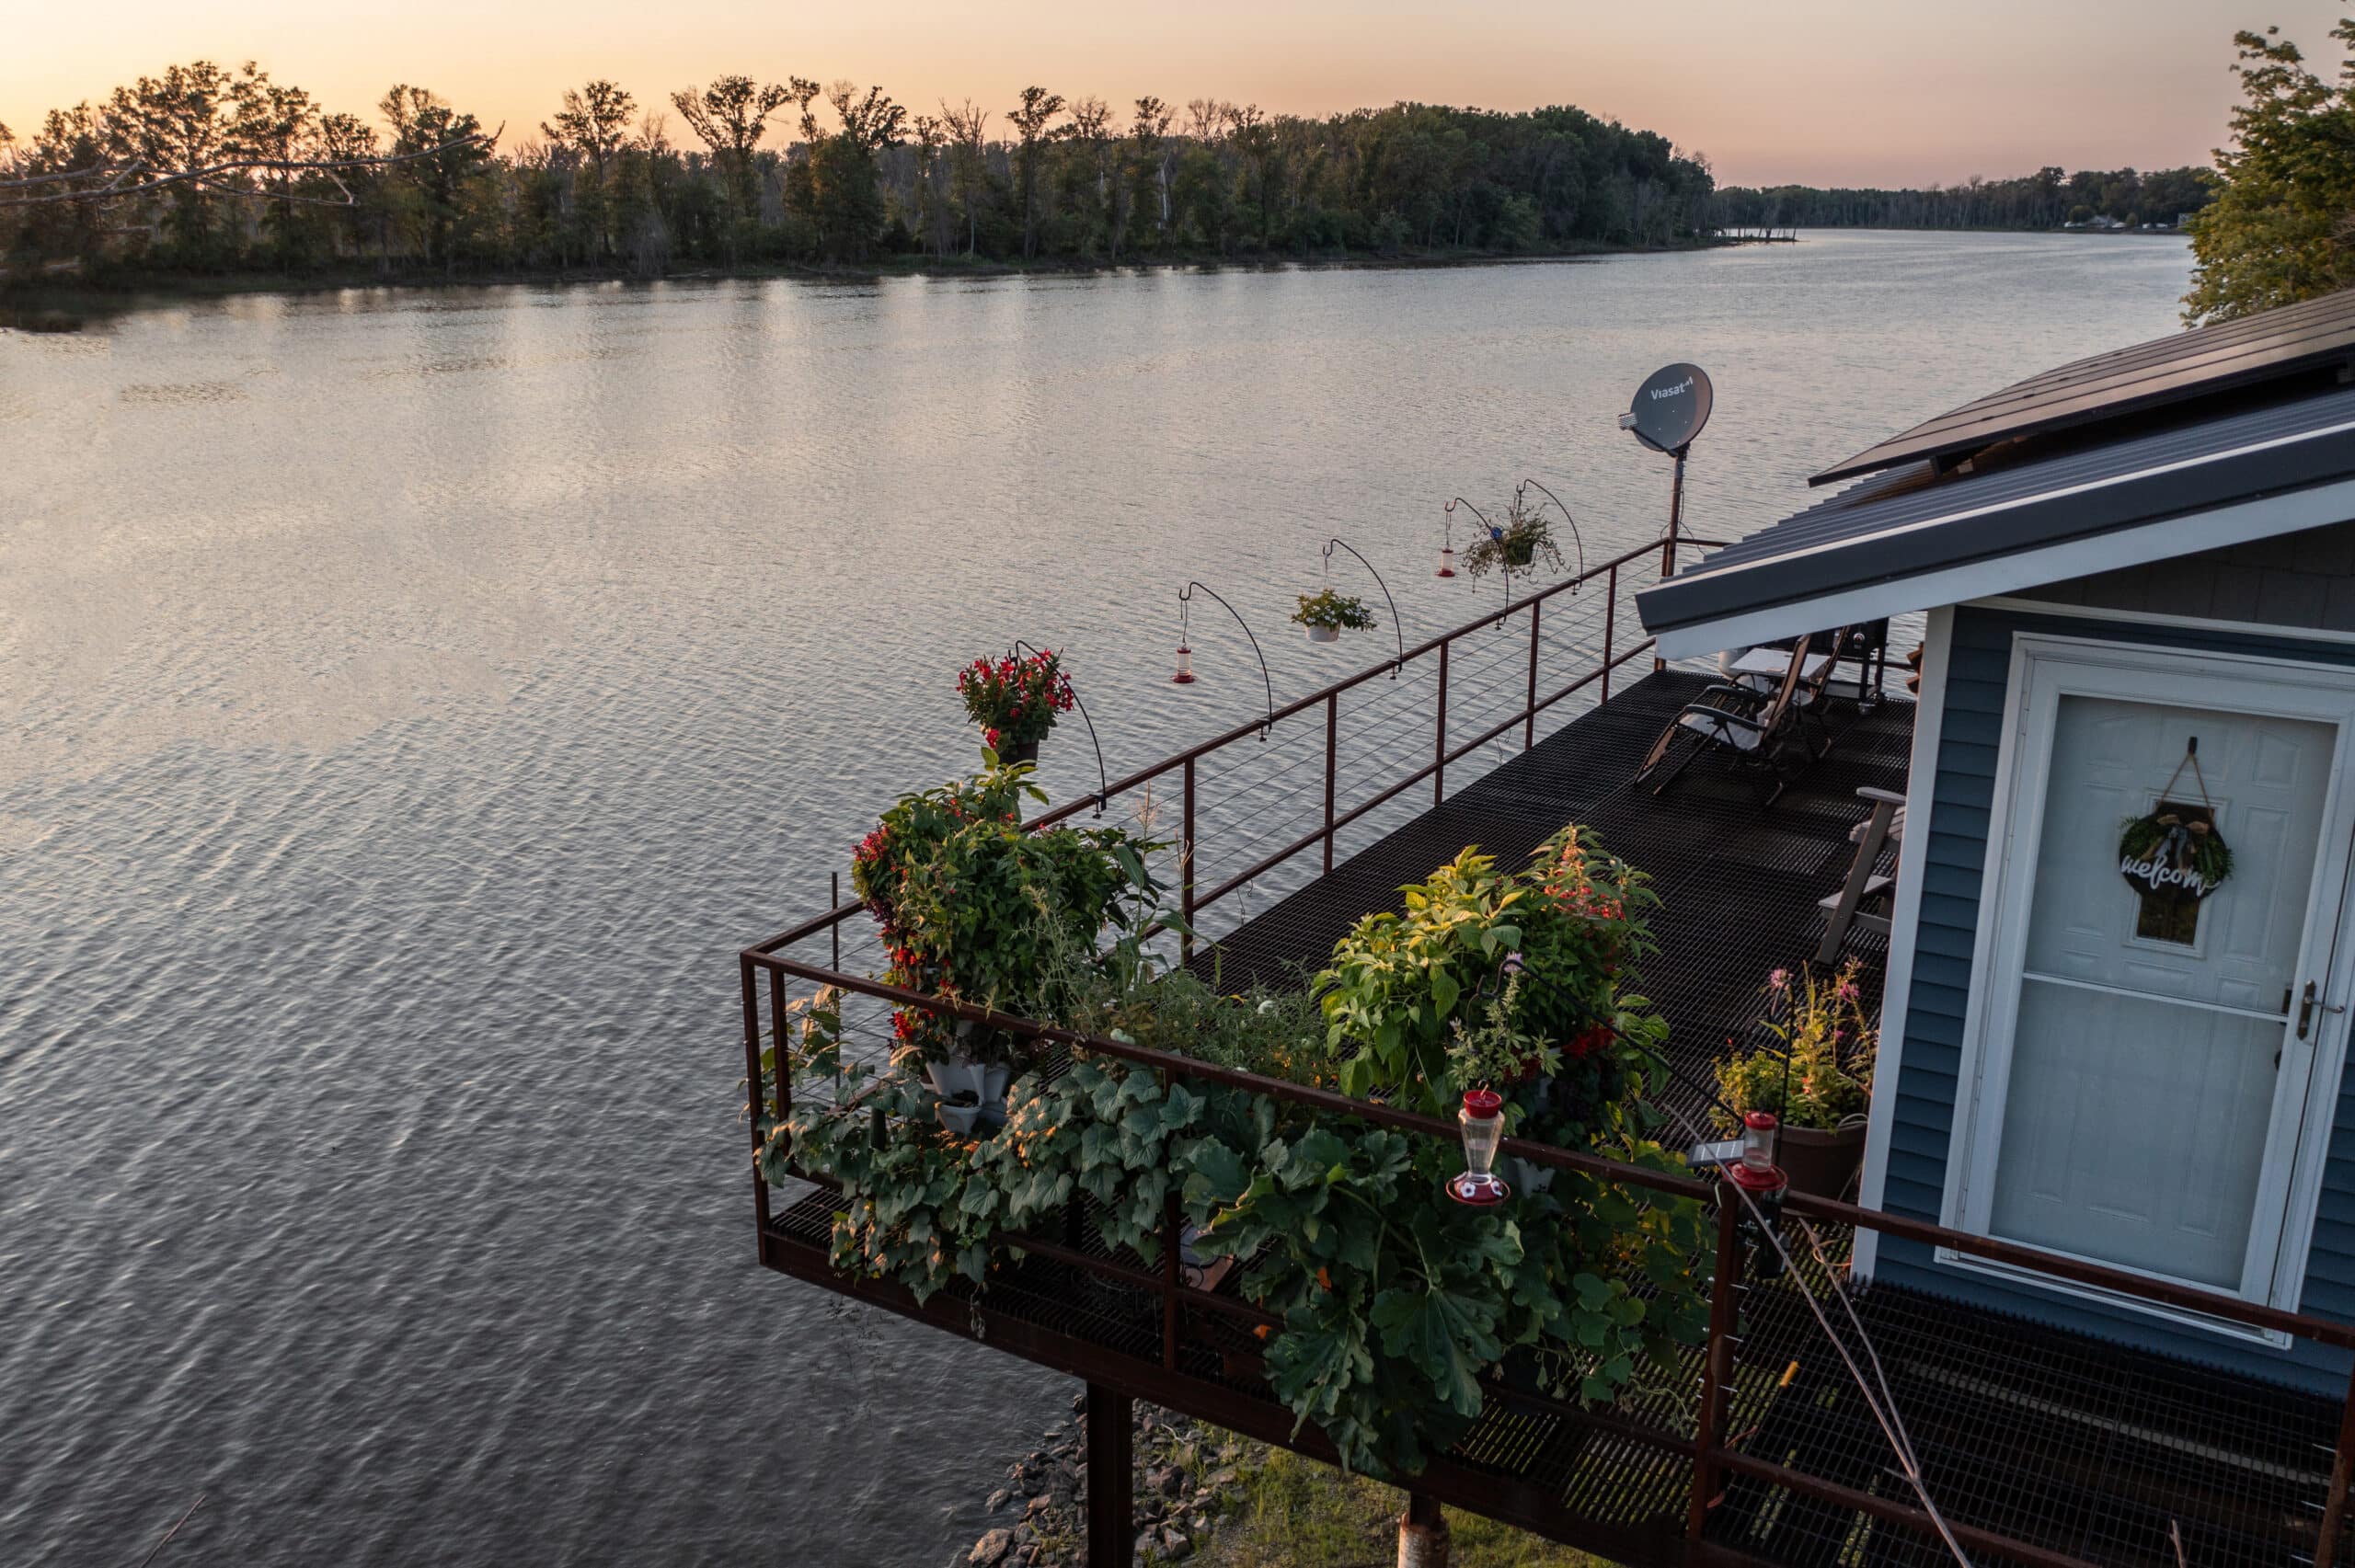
top-left (734, 554), bottom-right (2355, 1568)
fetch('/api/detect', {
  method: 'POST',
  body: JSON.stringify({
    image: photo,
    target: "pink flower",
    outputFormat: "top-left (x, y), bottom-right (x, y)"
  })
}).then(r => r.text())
top-left (1769, 968), bottom-right (1790, 991)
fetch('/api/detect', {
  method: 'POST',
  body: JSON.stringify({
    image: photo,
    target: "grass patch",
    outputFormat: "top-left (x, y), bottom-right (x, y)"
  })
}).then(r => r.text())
top-left (1190, 1440), bottom-right (1607, 1568)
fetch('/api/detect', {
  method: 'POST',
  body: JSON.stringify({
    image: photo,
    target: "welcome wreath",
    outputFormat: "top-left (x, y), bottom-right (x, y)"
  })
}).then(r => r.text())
top-left (2117, 742), bottom-right (2233, 905)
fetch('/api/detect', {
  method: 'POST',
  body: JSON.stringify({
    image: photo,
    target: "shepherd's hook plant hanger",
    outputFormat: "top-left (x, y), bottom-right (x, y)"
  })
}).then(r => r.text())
top-left (1445, 496), bottom-right (1517, 618)
top-left (1320, 537), bottom-right (1405, 677)
top-left (1174, 581), bottom-right (1275, 739)
top-left (1009, 639), bottom-right (1110, 816)
top-left (1517, 478), bottom-right (1586, 578)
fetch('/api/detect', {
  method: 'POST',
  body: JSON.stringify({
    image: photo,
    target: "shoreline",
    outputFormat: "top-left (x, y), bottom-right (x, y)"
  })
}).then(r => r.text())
top-left (0, 236), bottom-right (1750, 326)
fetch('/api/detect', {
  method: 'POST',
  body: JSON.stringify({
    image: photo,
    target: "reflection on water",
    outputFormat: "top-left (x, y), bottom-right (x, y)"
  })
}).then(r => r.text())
top-left (0, 233), bottom-right (2189, 1565)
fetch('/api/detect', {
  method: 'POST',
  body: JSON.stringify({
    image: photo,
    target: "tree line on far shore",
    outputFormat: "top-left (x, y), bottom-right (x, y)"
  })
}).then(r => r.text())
top-left (1712, 165), bottom-right (2215, 233)
top-left (0, 63), bottom-right (1719, 283)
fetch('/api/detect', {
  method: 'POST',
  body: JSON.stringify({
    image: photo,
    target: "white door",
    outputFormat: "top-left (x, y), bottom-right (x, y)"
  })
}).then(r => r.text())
top-left (1953, 638), bottom-right (2355, 1310)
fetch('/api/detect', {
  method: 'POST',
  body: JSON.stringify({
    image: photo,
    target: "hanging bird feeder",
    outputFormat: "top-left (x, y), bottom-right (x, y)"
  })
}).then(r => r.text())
top-left (1448, 1088), bottom-right (1511, 1206)
top-left (1173, 582), bottom-right (1275, 737)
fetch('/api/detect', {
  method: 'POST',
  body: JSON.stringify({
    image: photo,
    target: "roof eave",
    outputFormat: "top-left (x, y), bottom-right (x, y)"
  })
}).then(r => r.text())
top-left (1641, 465), bottom-right (2355, 661)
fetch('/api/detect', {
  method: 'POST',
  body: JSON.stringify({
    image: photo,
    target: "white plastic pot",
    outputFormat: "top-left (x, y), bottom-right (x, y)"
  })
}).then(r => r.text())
top-left (1306, 624), bottom-right (1339, 643)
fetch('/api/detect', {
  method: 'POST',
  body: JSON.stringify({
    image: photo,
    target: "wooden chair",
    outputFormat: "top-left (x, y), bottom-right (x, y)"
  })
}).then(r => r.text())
top-left (1635, 634), bottom-right (1825, 802)
top-left (1816, 785), bottom-right (1907, 962)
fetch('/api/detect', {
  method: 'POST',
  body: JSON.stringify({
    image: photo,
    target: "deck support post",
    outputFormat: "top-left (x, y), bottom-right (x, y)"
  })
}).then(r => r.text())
top-left (1398, 1491), bottom-right (1450, 1567)
top-left (2318, 1356), bottom-right (2355, 1568)
top-left (1085, 1382), bottom-right (1134, 1568)
top-left (1687, 1190), bottom-right (1743, 1544)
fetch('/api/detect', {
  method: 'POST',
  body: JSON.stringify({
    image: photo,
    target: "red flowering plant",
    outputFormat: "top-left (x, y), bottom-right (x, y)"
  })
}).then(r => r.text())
top-left (1316, 824), bottom-right (1665, 1142)
top-left (957, 647), bottom-right (1075, 761)
top-left (848, 760), bottom-right (1159, 1064)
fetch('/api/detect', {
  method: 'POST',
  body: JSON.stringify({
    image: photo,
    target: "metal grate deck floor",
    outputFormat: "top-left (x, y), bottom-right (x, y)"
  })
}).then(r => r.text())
top-left (1189, 670), bottom-right (1910, 1132)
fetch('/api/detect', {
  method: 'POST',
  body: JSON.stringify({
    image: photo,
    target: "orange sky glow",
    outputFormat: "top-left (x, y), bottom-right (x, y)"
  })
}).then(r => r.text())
top-left (4, 0), bottom-right (2343, 188)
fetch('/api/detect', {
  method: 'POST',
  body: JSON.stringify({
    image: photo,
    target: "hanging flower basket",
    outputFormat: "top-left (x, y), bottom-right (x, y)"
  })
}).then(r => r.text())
top-left (2120, 811), bottom-right (2233, 904)
top-left (1292, 588), bottom-right (1375, 644)
top-left (958, 647), bottom-right (1074, 765)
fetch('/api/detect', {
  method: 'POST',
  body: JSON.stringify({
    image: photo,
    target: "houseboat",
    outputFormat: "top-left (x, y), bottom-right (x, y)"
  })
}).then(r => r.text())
top-left (742, 288), bottom-right (2355, 1568)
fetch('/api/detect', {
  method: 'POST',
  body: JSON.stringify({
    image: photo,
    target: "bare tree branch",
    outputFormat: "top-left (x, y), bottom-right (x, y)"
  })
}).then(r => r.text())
top-left (0, 125), bottom-right (500, 207)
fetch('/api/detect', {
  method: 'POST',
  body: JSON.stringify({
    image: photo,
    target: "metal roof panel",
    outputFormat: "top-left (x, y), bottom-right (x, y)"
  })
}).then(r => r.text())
top-left (1810, 287), bottom-right (2355, 486)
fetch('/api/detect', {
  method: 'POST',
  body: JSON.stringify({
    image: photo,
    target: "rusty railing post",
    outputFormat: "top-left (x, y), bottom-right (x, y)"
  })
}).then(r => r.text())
top-left (1602, 564), bottom-right (1619, 705)
top-left (1323, 691), bottom-right (1339, 875)
top-left (1180, 756), bottom-right (1197, 963)
top-left (1163, 1189), bottom-right (1183, 1371)
top-left (1688, 1189), bottom-right (1743, 1542)
top-left (2317, 1358), bottom-right (2355, 1568)
top-left (1086, 1381), bottom-right (1136, 1568)
top-left (740, 955), bottom-right (771, 1242)
top-left (1433, 639), bottom-right (1451, 807)
top-left (1524, 597), bottom-right (1542, 750)
top-left (830, 871), bottom-right (841, 970)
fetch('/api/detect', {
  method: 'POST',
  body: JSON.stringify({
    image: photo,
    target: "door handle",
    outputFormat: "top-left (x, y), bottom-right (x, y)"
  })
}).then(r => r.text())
top-left (2298, 981), bottom-right (2348, 1040)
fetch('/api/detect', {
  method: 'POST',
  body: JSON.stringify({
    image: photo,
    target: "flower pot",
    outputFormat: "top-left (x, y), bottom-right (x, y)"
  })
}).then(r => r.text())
top-left (937, 1097), bottom-right (983, 1136)
top-left (1504, 538), bottom-right (1535, 568)
top-left (998, 738), bottom-right (1040, 765)
top-left (1503, 1155), bottom-right (1556, 1196)
top-left (924, 1059), bottom-right (977, 1100)
top-left (1776, 1119), bottom-right (1867, 1201)
top-left (1305, 624), bottom-right (1339, 644)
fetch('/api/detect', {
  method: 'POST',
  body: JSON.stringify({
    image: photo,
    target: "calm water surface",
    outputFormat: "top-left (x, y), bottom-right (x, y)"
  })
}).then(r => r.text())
top-left (0, 232), bottom-right (2189, 1565)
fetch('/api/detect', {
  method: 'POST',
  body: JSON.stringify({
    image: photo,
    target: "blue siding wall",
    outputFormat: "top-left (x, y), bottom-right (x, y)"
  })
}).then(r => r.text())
top-left (1874, 604), bottom-right (2355, 1391)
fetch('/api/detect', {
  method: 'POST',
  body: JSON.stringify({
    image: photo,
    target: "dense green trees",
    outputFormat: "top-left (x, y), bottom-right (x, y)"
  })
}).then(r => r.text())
top-left (2183, 21), bottom-right (2355, 324)
top-left (0, 62), bottom-right (1717, 285)
top-left (1712, 164), bottom-right (2214, 233)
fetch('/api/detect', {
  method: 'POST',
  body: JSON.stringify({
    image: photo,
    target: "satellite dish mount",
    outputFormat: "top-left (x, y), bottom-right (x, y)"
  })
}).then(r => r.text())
top-left (1618, 362), bottom-right (1714, 578)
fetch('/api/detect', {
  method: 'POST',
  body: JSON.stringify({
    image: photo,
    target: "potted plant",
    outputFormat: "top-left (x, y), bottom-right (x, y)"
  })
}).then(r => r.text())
top-left (851, 762), bottom-right (1159, 1110)
top-left (1291, 588), bottom-right (1375, 644)
top-left (957, 647), bottom-right (1076, 765)
top-left (1458, 490), bottom-right (1567, 583)
top-left (1713, 960), bottom-right (1875, 1199)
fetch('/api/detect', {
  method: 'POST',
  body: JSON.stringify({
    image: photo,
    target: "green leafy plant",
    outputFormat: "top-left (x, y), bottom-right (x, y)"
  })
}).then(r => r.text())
top-left (755, 989), bottom-right (1003, 1303)
top-left (1447, 973), bottom-right (1560, 1091)
top-left (760, 802), bottom-right (1704, 1482)
top-left (1292, 589), bottom-right (1376, 633)
top-left (1316, 826), bottom-right (1660, 1120)
top-left (1180, 1088), bottom-right (1706, 1478)
top-left (1458, 488), bottom-right (1568, 581)
top-left (1713, 960), bottom-right (1874, 1132)
top-left (850, 761), bottom-right (1159, 1062)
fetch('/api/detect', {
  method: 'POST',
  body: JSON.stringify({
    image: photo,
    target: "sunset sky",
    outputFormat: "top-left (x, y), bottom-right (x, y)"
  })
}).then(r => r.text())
top-left (4, 0), bottom-right (2343, 188)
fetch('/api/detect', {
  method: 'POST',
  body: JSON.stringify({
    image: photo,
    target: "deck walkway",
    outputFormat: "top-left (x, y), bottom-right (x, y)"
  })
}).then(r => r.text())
top-left (1193, 669), bottom-right (1913, 1126)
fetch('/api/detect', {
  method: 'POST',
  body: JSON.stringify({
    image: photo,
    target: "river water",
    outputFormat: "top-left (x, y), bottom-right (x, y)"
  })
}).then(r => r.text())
top-left (0, 231), bottom-right (2191, 1566)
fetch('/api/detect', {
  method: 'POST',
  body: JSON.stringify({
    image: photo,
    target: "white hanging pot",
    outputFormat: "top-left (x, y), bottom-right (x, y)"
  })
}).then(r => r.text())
top-left (1306, 624), bottom-right (1338, 643)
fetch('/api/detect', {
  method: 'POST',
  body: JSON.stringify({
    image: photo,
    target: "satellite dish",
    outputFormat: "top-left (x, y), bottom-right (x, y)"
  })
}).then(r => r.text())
top-left (1617, 363), bottom-right (1713, 455)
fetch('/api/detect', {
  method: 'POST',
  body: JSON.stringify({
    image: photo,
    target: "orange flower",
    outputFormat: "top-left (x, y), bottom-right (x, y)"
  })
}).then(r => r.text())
top-left (1315, 1266), bottom-right (1332, 1291)
top-left (1253, 1323), bottom-right (1272, 1341)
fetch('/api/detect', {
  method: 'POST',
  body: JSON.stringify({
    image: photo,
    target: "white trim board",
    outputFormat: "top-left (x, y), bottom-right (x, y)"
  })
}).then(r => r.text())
top-left (1650, 473), bottom-right (2355, 661)
top-left (1931, 630), bottom-right (2355, 1345)
top-left (1850, 604), bottom-right (1953, 1283)
top-left (1973, 594), bottom-right (2355, 648)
